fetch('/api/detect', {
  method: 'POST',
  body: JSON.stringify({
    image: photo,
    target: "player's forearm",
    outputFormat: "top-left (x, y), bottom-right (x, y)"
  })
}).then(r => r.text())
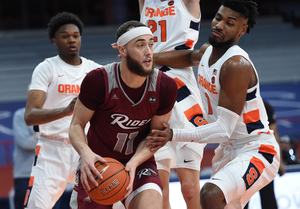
top-left (24, 107), bottom-right (71, 126)
top-left (69, 123), bottom-right (90, 157)
top-left (128, 139), bottom-right (153, 168)
top-left (154, 50), bottom-right (195, 68)
top-left (173, 106), bottom-right (239, 143)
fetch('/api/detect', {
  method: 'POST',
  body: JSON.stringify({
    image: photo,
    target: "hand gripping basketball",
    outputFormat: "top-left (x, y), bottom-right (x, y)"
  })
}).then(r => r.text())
top-left (85, 157), bottom-right (130, 205)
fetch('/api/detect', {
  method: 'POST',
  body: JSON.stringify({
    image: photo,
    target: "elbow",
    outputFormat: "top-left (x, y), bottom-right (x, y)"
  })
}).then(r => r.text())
top-left (24, 112), bottom-right (34, 126)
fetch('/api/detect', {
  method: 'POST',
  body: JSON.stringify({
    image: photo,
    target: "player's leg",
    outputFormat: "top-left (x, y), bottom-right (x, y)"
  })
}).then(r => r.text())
top-left (24, 140), bottom-right (67, 209)
top-left (176, 143), bottom-right (204, 209)
top-left (125, 160), bottom-right (163, 209)
top-left (158, 169), bottom-right (171, 209)
top-left (201, 137), bottom-right (279, 209)
top-left (177, 168), bottom-right (201, 209)
top-left (156, 158), bottom-right (171, 209)
top-left (128, 189), bottom-right (162, 209)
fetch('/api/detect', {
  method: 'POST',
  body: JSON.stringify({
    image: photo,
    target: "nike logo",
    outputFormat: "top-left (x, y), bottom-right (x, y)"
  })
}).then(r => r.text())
top-left (211, 178), bottom-right (222, 181)
top-left (58, 74), bottom-right (65, 77)
top-left (201, 64), bottom-right (204, 67)
top-left (99, 165), bottom-right (110, 175)
top-left (183, 159), bottom-right (194, 163)
top-left (94, 165), bottom-right (110, 181)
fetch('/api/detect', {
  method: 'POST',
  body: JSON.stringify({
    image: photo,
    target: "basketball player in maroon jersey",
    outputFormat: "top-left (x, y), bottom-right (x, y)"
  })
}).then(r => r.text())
top-left (69, 20), bottom-right (177, 209)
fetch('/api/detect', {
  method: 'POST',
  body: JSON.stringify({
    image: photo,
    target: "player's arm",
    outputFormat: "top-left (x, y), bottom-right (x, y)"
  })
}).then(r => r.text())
top-left (183, 0), bottom-right (201, 19)
top-left (24, 90), bottom-right (77, 126)
top-left (148, 56), bottom-right (256, 144)
top-left (69, 99), bottom-right (106, 190)
top-left (153, 43), bottom-right (209, 68)
top-left (138, 0), bottom-right (145, 14)
top-left (124, 111), bottom-right (172, 198)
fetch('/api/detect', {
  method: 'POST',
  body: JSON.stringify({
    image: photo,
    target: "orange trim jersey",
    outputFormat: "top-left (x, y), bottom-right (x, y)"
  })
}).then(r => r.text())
top-left (141, 0), bottom-right (206, 169)
top-left (29, 55), bottom-right (101, 141)
top-left (140, 0), bottom-right (200, 53)
top-left (198, 45), bottom-right (271, 140)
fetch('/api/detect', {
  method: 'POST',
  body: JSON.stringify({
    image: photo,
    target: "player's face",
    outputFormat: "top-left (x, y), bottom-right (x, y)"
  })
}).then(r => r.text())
top-left (125, 34), bottom-right (154, 77)
top-left (209, 6), bottom-right (248, 49)
top-left (52, 24), bottom-right (81, 59)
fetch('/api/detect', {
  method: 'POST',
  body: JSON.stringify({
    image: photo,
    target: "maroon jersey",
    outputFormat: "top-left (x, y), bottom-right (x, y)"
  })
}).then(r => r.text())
top-left (79, 62), bottom-right (177, 164)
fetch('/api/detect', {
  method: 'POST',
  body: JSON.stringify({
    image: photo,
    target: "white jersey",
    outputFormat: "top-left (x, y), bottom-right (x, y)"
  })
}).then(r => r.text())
top-left (140, 0), bottom-right (205, 130)
top-left (198, 45), bottom-right (271, 140)
top-left (140, 0), bottom-right (200, 52)
top-left (30, 55), bottom-right (101, 141)
top-left (141, 0), bottom-right (206, 170)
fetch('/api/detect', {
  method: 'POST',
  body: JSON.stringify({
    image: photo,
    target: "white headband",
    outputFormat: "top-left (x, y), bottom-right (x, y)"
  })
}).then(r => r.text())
top-left (117, 27), bottom-right (153, 46)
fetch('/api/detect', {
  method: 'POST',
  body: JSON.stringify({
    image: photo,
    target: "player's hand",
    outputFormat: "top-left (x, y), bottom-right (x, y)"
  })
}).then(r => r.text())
top-left (80, 149), bottom-right (107, 191)
top-left (146, 122), bottom-right (173, 151)
top-left (123, 161), bottom-right (137, 199)
top-left (111, 43), bottom-right (122, 59)
top-left (64, 97), bottom-right (78, 116)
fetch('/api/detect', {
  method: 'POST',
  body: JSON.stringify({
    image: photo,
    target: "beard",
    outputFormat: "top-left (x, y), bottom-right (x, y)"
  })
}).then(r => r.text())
top-left (208, 32), bottom-right (235, 49)
top-left (126, 53), bottom-right (154, 77)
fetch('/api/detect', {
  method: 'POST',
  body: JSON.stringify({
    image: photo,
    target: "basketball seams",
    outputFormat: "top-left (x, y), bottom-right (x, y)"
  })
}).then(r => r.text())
top-left (88, 167), bottom-right (126, 193)
top-left (92, 170), bottom-right (129, 202)
top-left (86, 157), bottom-right (130, 205)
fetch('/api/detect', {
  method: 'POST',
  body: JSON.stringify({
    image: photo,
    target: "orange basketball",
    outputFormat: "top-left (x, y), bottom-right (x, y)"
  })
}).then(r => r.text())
top-left (85, 157), bottom-right (129, 205)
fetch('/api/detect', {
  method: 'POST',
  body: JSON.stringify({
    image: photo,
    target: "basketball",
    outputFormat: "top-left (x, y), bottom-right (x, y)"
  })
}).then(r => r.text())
top-left (85, 157), bottom-right (129, 205)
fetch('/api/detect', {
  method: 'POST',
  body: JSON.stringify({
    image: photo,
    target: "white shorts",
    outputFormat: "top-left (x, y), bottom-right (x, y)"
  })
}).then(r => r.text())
top-left (155, 141), bottom-right (204, 171)
top-left (206, 135), bottom-right (280, 209)
top-left (24, 138), bottom-right (79, 209)
top-left (155, 67), bottom-right (207, 172)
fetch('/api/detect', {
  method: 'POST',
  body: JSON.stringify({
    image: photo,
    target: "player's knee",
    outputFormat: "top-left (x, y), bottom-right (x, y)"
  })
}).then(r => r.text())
top-left (181, 182), bottom-right (199, 200)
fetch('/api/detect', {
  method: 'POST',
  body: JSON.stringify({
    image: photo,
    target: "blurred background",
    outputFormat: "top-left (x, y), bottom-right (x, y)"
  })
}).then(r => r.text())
top-left (1, 0), bottom-right (300, 208)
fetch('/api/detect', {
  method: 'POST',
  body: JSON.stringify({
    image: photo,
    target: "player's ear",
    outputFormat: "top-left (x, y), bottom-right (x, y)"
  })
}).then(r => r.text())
top-left (240, 24), bottom-right (248, 36)
top-left (118, 45), bottom-right (127, 57)
top-left (51, 38), bottom-right (57, 46)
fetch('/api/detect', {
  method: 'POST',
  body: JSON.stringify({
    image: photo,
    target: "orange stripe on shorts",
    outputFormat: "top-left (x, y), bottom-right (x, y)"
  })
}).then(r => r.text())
top-left (250, 156), bottom-right (265, 174)
top-left (28, 176), bottom-right (34, 187)
top-left (173, 77), bottom-right (186, 89)
top-left (243, 109), bottom-right (260, 124)
top-left (35, 145), bottom-right (41, 156)
top-left (259, 144), bottom-right (277, 155)
top-left (184, 104), bottom-right (203, 121)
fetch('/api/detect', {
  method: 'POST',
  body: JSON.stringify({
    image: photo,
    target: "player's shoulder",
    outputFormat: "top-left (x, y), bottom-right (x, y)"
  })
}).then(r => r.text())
top-left (80, 56), bottom-right (102, 68)
top-left (34, 55), bottom-right (58, 73)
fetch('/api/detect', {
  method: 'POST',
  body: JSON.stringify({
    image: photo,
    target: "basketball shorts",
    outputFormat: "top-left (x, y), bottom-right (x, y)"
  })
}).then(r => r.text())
top-left (24, 138), bottom-right (79, 209)
top-left (70, 159), bottom-right (162, 209)
top-left (155, 142), bottom-right (204, 171)
top-left (206, 135), bottom-right (280, 209)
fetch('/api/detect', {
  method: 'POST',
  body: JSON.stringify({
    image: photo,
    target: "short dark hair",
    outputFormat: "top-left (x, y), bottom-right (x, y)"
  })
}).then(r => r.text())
top-left (47, 12), bottom-right (83, 40)
top-left (219, 0), bottom-right (258, 33)
top-left (115, 20), bottom-right (146, 42)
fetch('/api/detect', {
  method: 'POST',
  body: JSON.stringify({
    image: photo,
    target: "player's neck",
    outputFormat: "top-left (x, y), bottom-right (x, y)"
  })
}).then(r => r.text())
top-left (119, 62), bottom-right (147, 89)
top-left (59, 54), bottom-right (82, 66)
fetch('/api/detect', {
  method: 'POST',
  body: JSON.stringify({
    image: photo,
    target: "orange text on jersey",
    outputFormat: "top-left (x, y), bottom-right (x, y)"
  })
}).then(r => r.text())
top-left (58, 84), bottom-right (80, 94)
top-left (198, 74), bottom-right (218, 94)
top-left (144, 6), bottom-right (175, 18)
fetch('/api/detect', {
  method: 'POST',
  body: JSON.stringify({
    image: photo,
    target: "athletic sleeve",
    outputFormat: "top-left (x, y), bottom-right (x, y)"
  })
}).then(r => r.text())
top-left (79, 68), bottom-right (105, 111)
top-left (156, 73), bottom-right (178, 115)
top-left (30, 61), bottom-right (52, 93)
